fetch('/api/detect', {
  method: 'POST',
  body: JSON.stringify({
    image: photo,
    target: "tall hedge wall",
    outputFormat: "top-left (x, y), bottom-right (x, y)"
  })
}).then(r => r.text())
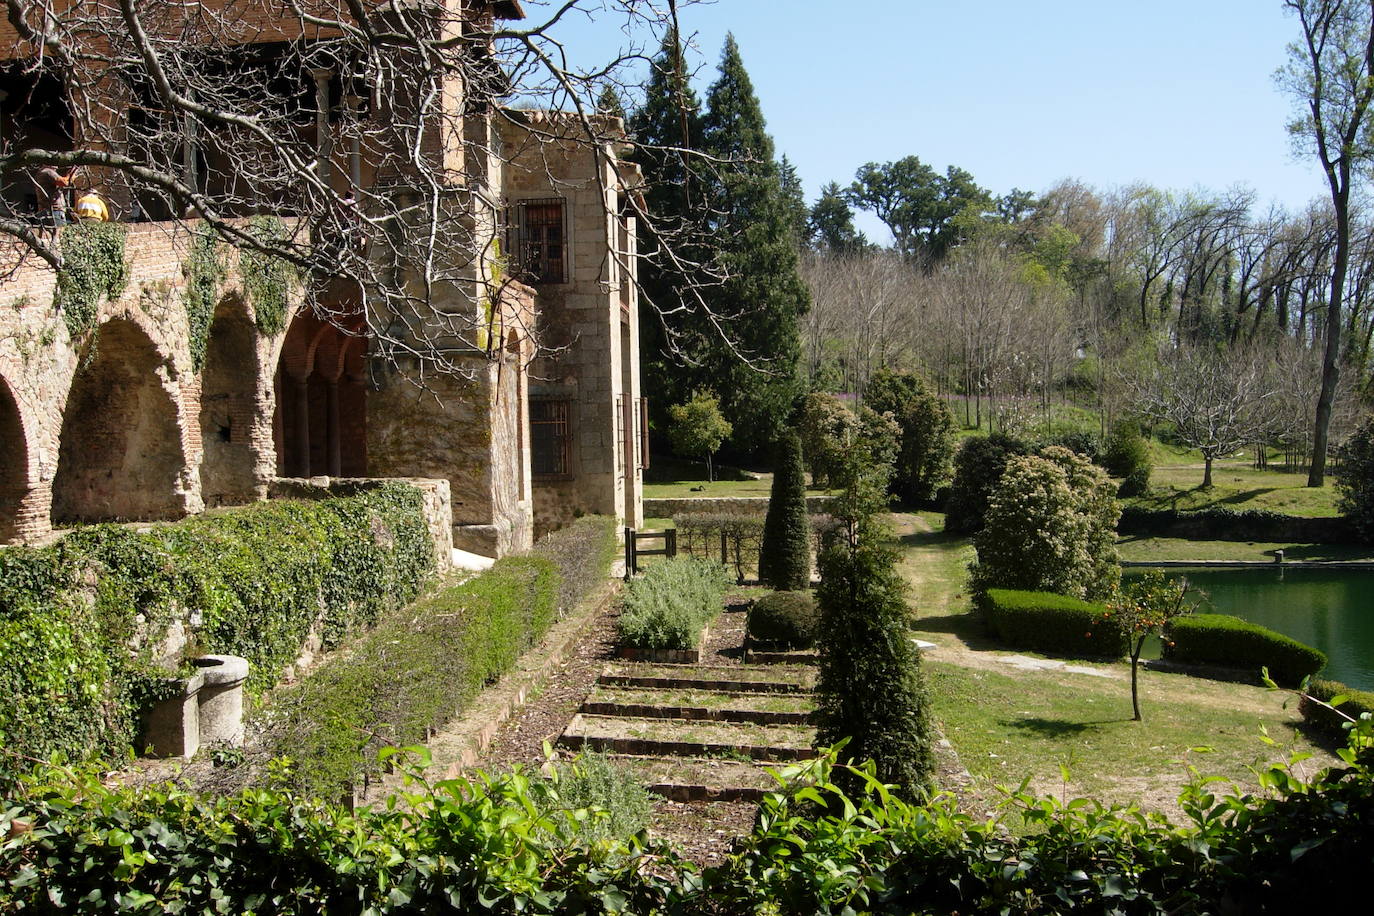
top-left (982, 588), bottom-right (1126, 659)
top-left (1118, 506), bottom-right (1356, 543)
top-left (261, 515), bottom-right (619, 797)
top-left (0, 484), bottom-right (433, 780)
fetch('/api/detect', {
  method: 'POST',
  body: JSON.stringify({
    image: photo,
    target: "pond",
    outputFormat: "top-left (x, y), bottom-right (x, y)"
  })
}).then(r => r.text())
top-left (1124, 566), bottom-right (1374, 691)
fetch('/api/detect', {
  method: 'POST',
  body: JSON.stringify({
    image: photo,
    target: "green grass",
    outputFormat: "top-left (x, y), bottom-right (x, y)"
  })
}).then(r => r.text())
top-left (1127, 452), bottom-right (1341, 517)
top-left (642, 455), bottom-right (832, 500)
top-left (891, 512), bottom-right (977, 617)
top-left (925, 659), bottom-right (1333, 809)
top-left (1117, 536), bottom-right (1374, 563)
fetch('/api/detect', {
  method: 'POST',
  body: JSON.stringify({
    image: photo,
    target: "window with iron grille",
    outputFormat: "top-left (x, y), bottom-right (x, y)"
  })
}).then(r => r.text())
top-left (531, 399), bottom-right (572, 477)
top-left (509, 198), bottom-right (567, 284)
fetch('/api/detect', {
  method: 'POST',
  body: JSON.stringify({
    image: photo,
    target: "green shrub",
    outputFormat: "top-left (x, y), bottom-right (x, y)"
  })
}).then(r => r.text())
top-left (1337, 417), bottom-right (1374, 543)
top-left (1040, 429), bottom-right (1102, 463)
top-left (1302, 678), bottom-right (1374, 743)
top-left (533, 515), bottom-right (620, 616)
top-left (1163, 613), bottom-right (1327, 686)
top-left (1116, 506), bottom-right (1355, 542)
top-left (944, 433), bottom-right (1031, 534)
top-left (970, 447), bottom-right (1121, 601)
top-left (264, 518), bottom-right (619, 798)
top-left (816, 538), bottom-right (935, 794)
top-left (983, 589), bottom-right (1125, 658)
top-left (749, 591), bottom-right (818, 649)
top-left (1102, 419), bottom-right (1151, 479)
top-left (617, 557), bottom-right (731, 650)
top-left (532, 751), bottom-right (652, 847)
top-left (0, 485), bottom-right (432, 783)
top-left (866, 369), bottom-right (956, 506)
top-left (760, 432), bottom-right (811, 590)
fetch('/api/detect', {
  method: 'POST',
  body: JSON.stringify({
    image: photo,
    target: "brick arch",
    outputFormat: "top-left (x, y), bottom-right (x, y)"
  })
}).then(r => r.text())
top-left (0, 373), bottom-right (32, 541)
top-left (273, 311), bottom-right (367, 478)
top-left (52, 318), bottom-right (190, 524)
top-left (199, 296), bottom-right (265, 506)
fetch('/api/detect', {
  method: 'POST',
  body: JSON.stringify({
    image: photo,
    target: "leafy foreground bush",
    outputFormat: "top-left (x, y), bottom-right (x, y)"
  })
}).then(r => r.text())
top-left (0, 484), bottom-right (432, 784)
top-left (617, 557), bottom-right (732, 651)
top-left (748, 591), bottom-right (818, 649)
top-left (262, 517), bottom-right (618, 798)
top-left (1164, 613), bottom-right (1327, 687)
top-left (4, 740), bottom-right (1373, 914)
top-left (982, 588), bottom-right (1125, 658)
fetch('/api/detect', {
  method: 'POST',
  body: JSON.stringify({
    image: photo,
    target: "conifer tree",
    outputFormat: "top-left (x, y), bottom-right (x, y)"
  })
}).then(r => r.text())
top-left (596, 84), bottom-right (627, 122)
top-left (759, 432), bottom-right (811, 590)
top-left (808, 181), bottom-right (866, 253)
top-left (779, 155), bottom-right (810, 247)
top-left (628, 30), bottom-right (710, 423)
top-left (699, 34), bottom-right (810, 455)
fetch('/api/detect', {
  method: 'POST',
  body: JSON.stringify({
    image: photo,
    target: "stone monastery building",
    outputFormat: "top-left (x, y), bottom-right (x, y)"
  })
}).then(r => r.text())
top-left (0, 1), bottom-right (645, 555)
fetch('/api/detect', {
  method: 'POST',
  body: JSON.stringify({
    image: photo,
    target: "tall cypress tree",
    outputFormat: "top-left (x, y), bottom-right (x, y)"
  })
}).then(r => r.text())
top-left (628, 30), bottom-right (710, 425)
top-left (778, 155), bottom-right (810, 248)
top-left (759, 432), bottom-right (811, 590)
top-left (699, 34), bottom-right (810, 455)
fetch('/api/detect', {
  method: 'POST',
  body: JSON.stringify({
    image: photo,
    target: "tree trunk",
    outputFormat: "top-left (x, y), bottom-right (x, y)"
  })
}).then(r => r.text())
top-left (1130, 637), bottom-right (1146, 722)
top-left (1309, 185), bottom-right (1348, 487)
top-left (1202, 454), bottom-right (1214, 489)
top-left (707, 452), bottom-right (714, 483)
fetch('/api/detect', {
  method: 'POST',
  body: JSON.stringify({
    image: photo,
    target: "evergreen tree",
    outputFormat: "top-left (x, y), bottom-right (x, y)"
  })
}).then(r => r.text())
top-left (596, 84), bottom-right (627, 122)
top-left (778, 155), bottom-right (810, 247)
top-left (759, 432), bottom-right (811, 590)
top-left (628, 30), bottom-right (709, 428)
top-left (808, 181), bottom-right (866, 253)
top-left (814, 444), bottom-right (935, 795)
top-left (699, 34), bottom-right (810, 455)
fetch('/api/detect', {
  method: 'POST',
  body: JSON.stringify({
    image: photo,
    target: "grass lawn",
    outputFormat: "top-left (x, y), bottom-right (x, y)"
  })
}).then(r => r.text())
top-left (926, 659), bottom-right (1335, 815)
top-left (1117, 536), bottom-right (1374, 563)
top-left (642, 455), bottom-right (831, 500)
top-left (889, 510), bottom-right (1341, 819)
top-left (1126, 450), bottom-right (1342, 517)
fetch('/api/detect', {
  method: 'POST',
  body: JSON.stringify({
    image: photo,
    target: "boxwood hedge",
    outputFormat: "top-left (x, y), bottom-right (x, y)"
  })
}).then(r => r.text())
top-left (983, 588), bottom-right (1126, 658)
top-left (1163, 613), bottom-right (1326, 686)
top-left (1300, 678), bottom-right (1374, 743)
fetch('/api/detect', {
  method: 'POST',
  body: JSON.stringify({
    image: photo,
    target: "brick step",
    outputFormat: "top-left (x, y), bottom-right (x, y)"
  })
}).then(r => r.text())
top-left (583, 684), bottom-right (814, 725)
top-left (604, 754), bottom-right (810, 802)
top-left (559, 713), bottom-right (815, 762)
top-left (599, 662), bottom-right (815, 695)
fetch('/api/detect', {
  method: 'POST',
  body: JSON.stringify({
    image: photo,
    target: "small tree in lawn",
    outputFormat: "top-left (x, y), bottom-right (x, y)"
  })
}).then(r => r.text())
top-left (668, 391), bottom-right (733, 482)
top-left (759, 432), bottom-right (811, 590)
top-left (1107, 571), bottom-right (1197, 722)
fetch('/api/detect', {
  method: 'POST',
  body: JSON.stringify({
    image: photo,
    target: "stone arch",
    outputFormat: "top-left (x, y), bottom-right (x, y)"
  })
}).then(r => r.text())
top-left (273, 312), bottom-right (367, 478)
top-left (199, 297), bottom-right (265, 506)
top-left (52, 319), bottom-right (189, 524)
top-left (0, 374), bottom-right (31, 541)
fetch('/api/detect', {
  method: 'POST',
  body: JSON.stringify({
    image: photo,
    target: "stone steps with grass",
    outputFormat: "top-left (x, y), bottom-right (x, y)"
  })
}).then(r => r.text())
top-left (559, 661), bottom-right (820, 799)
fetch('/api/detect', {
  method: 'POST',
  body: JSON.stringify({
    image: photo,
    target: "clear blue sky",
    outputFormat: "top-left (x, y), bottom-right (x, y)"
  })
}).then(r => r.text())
top-left (530, 0), bottom-right (1328, 242)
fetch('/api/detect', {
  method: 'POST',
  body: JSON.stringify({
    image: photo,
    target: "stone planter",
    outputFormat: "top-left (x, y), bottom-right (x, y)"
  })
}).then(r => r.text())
top-left (193, 655), bottom-right (250, 747)
top-left (143, 671), bottom-right (205, 758)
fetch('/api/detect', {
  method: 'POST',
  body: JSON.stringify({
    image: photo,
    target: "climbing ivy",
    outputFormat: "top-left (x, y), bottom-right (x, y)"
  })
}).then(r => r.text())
top-left (182, 224), bottom-right (226, 371)
top-left (53, 222), bottom-right (129, 340)
top-left (241, 215), bottom-right (295, 336)
top-left (0, 484), bottom-right (433, 785)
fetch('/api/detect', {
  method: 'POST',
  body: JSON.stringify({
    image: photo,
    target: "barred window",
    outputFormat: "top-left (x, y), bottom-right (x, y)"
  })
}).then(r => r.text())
top-left (509, 198), bottom-right (567, 284)
top-left (531, 399), bottom-right (572, 477)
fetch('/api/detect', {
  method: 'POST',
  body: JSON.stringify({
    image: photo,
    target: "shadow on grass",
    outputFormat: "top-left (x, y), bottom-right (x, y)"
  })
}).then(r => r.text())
top-left (1003, 716), bottom-right (1122, 738)
top-left (899, 528), bottom-right (964, 548)
top-left (910, 612), bottom-right (1001, 650)
top-left (1215, 487), bottom-right (1280, 507)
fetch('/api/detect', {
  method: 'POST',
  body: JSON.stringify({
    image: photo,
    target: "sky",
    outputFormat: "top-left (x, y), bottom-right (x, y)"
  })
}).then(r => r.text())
top-left (526, 0), bottom-right (1330, 243)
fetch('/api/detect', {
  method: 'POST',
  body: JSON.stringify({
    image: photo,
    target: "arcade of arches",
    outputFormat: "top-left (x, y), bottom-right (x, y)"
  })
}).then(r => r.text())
top-left (273, 312), bottom-right (368, 479)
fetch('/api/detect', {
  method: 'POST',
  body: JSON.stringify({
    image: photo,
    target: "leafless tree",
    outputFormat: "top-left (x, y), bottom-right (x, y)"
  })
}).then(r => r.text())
top-left (0, 0), bottom-right (709, 377)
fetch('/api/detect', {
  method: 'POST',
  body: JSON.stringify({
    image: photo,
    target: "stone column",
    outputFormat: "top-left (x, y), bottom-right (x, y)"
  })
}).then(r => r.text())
top-left (293, 374), bottom-right (311, 477)
top-left (194, 655), bottom-right (250, 747)
top-left (344, 94), bottom-right (363, 190)
top-left (312, 69), bottom-right (333, 187)
top-left (327, 379), bottom-right (342, 477)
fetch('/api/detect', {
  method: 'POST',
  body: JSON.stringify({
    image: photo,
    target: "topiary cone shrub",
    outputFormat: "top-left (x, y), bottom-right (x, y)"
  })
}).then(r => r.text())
top-left (759, 432), bottom-right (811, 590)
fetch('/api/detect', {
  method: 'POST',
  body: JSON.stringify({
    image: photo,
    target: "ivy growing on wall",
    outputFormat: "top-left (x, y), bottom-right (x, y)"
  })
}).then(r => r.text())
top-left (183, 224), bottom-right (226, 371)
top-left (53, 222), bottom-right (129, 340)
top-left (241, 215), bottom-right (295, 336)
top-left (0, 484), bottom-right (433, 784)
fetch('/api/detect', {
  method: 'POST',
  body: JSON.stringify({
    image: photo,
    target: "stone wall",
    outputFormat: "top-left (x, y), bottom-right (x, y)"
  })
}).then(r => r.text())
top-left (268, 476), bottom-right (455, 573)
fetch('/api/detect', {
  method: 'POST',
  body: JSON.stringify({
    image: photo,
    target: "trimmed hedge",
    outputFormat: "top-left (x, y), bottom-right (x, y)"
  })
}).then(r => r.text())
top-left (983, 589), bottom-right (1126, 658)
top-left (1118, 506), bottom-right (1356, 543)
top-left (748, 591), bottom-right (818, 649)
top-left (0, 485), bottom-right (433, 782)
top-left (1302, 678), bottom-right (1374, 744)
top-left (1163, 613), bottom-right (1327, 686)
top-left (617, 557), bottom-right (732, 651)
top-left (262, 516), bottom-right (618, 798)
